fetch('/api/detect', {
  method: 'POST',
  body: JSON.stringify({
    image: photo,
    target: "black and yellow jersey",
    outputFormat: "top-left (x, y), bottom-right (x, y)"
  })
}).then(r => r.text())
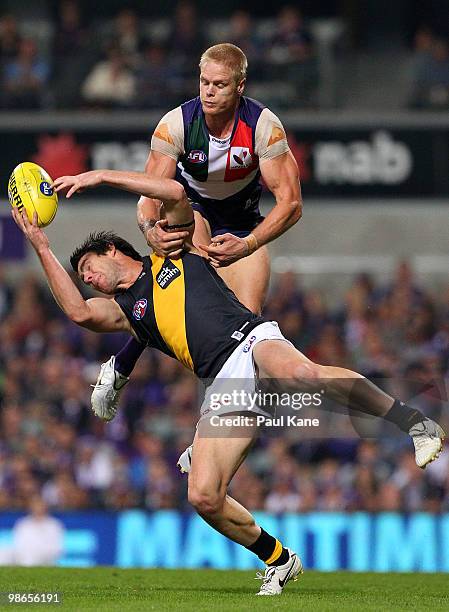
top-left (115, 252), bottom-right (264, 379)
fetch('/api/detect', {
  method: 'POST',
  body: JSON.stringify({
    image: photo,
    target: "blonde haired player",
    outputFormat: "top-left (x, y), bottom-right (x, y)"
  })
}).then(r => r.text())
top-left (91, 42), bottom-right (302, 422)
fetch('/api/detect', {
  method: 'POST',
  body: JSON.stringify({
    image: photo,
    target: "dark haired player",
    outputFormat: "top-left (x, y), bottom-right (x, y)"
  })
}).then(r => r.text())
top-left (13, 169), bottom-right (445, 595)
top-left (90, 42), bottom-right (302, 424)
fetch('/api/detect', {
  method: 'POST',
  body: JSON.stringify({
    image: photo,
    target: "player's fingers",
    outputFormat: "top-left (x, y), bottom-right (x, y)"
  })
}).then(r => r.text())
top-left (198, 243), bottom-right (219, 255)
top-left (66, 184), bottom-right (80, 198)
top-left (159, 231), bottom-right (189, 243)
top-left (53, 177), bottom-right (72, 191)
top-left (32, 211), bottom-right (39, 227)
top-left (160, 236), bottom-right (186, 248)
top-left (11, 208), bottom-right (24, 229)
top-left (156, 218), bottom-right (168, 227)
top-left (19, 208), bottom-right (31, 228)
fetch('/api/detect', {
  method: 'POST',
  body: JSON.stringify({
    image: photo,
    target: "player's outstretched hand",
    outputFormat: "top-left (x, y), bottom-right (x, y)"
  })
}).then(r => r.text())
top-left (199, 233), bottom-right (249, 267)
top-left (11, 208), bottom-right (49, 253)
top-left (53, 171), bottom-right (105, 198)
top-left (146, 218), bottom-right (189, 258)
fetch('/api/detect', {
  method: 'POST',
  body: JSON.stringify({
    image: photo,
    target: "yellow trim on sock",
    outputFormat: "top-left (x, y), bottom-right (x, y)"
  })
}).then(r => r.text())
top-left (265, 539), bottom-right (283, 565)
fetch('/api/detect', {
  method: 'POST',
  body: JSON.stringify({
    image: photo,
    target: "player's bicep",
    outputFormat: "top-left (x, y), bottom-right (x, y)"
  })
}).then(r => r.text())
top-left (261, 151), bottom-right (300, 202)
top-left (145, 149), bottom-right (178, 178)
top-left (82, 297), bottom-right (132, 333)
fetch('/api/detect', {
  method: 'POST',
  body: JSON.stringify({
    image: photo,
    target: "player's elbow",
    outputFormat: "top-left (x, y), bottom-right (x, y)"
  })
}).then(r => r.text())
top-left (69, 307), bottom-right (93, 327)
top-left (167, 180), bottom-right (186, 204)
top-left (282, 196), bottom-right (302, 226)
top-left (291, 198), bottom-right (303, 223)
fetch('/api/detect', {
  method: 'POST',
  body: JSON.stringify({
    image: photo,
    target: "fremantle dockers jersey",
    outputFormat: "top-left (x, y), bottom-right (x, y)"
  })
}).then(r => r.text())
top-left (151, 96), bottom-right (290, 235)
top-left (114, 253), bottom-right (265, 380)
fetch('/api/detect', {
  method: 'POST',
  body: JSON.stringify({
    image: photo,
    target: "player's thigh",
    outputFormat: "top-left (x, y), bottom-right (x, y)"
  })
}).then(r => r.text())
top-left (192, 211), bottom-right (211, 254)
top-left (218, 246), bottom-right (270, 315)
top-left (253, 339), bottom-right (316, 381)
top-left (189, 423), bottom-right (258, 498)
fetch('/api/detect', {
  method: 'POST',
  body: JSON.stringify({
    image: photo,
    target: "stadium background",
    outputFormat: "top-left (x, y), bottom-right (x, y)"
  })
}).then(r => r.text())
top-left (1, 0), bottom-right (449, 571)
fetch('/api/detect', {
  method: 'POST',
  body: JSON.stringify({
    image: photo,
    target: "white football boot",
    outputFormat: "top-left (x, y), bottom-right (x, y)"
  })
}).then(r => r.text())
top-left (91, 356), bottom-right (129, 421)
top-left (410, 418), bottom-right (445, 468)
top-left (255, 548), bottom-right (303, 596)
top-left (177, 445), bottom-right (193, 474)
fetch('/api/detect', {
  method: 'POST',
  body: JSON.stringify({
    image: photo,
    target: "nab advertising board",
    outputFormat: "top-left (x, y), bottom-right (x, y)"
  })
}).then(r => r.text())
top-left (1, 511), bottom-right (449, 571)
top-left (0, 123), bottom-right (448, 198)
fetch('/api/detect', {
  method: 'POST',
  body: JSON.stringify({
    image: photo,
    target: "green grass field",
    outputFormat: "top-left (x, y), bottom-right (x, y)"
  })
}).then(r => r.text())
top-left (1, 568), bottom-right (448, 611)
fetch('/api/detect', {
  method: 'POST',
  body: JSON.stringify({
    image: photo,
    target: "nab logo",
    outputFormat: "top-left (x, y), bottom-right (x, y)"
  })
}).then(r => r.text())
top-left (133, 298), bottom-right (147, 320)
top-left (39, 181), bottom-right (54, 196)
top-left (156, 260), bottom-right (181, 289)
top-left (230, 147), bottom-right (252, 169)
top-left (187, 150), bottom-right (207, 164)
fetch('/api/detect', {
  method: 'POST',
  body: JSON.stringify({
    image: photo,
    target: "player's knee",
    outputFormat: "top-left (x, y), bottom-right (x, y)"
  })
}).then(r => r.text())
top-left (188, 485), bottom-right (225, 516)
top-left (290, 361), bottom-right (322, 386)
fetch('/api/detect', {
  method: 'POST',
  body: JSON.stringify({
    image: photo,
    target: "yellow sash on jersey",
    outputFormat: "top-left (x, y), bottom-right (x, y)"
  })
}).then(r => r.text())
top-left (150, 253), bottom-right (193, 371)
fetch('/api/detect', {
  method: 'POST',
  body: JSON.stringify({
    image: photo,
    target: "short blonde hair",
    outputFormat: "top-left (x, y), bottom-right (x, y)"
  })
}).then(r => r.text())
top-left (199, 43), bottom-right (248, 83)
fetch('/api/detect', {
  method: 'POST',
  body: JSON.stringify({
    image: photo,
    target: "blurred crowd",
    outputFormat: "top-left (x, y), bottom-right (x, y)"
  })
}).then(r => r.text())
top-left (409, 25), bottom-right (449, 109)
top-left (1, 260), bottom-right (449, 513)
top-left (0, 0), bottom-right (318, 111)
top-left (2, 2), bottom-right (449, 112)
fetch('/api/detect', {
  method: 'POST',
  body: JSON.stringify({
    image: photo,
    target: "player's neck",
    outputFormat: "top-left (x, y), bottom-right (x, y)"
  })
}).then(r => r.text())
top-left (204, 102), bottom-right (239, 139)
top-left (117, 260), bottom-right (144, 291)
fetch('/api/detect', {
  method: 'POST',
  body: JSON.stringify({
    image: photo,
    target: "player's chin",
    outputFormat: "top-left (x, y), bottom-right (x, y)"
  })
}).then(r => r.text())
top-left (201, 102), bottom-right (221, 114)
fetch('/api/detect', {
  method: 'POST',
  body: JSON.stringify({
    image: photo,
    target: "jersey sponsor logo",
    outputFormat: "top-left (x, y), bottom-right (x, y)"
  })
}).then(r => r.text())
top-left (187, 150), bottom-right (207, 164)
top-left (133, 298), bottom-right (148, 320)
top-left (242, 335), bottom-right (257, 353)
top-left (230, 147), bottom-right (252, 169)
top-left (156, 259), bottom-right (181, 289)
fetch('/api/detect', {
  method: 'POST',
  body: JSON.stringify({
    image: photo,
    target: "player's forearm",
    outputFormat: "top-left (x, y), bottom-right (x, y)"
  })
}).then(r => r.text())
top-left (137, 196), bottom-right (162, 235)
top-left (35, 246), bottom-right (90, 323)
top-left (251, 195), bottom-right (302, 248)
top-left (100, 170), bottom-right (183, 204)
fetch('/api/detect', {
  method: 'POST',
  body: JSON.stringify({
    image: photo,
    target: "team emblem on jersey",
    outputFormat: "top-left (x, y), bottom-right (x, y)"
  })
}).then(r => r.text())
top-left (133, 298), bottom-right (148, 320)
top-left (156, 260), bottom-right (181, 289)
top-left (187, 150), bottom-right (207, 164)
top-left (242, 335), bottom-right (257, 353)
top-left (230, 147), bottom-right (252, 169)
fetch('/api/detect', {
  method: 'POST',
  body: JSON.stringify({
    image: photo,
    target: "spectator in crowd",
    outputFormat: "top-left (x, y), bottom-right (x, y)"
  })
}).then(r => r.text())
top-left (409, 29), bottom-right (449, 109)
top-left (81, 44), bottom-right (136, 108)
top-left (0, 13), bottom-right (21, 62)
top-left (265, 5), bottom-right (318, 106)
top-left (228, 10), bottom-right (262, 71)
top-left (107, 8), bottom-right (147, 68)
top-left (0, 496), bottom-right (64, 565)
top-left (165, 0), bottom-right (205, 100)
top-left (1, 37), bottom-right (49, 109)
top-left (134, 43), bottom-right (178, 109)
top-left (51, 0), bottom-right (92, 108)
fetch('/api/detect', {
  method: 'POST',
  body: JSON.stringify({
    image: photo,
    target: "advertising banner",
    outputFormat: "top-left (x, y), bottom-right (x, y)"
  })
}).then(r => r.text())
top-left (1, 511), bottom-right (448, 571)
top-left (0, 126), bottom-right (447, 199)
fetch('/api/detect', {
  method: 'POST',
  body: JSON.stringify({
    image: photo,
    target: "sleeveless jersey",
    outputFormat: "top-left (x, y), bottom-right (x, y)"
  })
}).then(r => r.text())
top-left (151, 96), bottom-right (290, 236)
top-left (114, 253), bottom-right (265, 379)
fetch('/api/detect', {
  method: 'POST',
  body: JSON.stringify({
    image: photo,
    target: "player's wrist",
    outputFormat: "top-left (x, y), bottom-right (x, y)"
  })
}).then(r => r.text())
top-left (138, 218), bottom-right (156, 237)
top-left (243, 233), bottom-right (259, 255)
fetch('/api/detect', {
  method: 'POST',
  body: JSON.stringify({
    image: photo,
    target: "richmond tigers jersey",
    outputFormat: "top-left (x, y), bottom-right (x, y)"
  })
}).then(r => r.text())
top-left (114, 253), bottom-right (265, 380)
top-left (150, 96), bottom-right (289, 233)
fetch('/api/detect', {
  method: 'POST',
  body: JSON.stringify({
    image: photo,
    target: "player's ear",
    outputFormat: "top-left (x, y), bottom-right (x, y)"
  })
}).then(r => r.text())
top-left (107, 242), bottom-right (116, 257)
top-left (237, 78), bottom-right (246, 95)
